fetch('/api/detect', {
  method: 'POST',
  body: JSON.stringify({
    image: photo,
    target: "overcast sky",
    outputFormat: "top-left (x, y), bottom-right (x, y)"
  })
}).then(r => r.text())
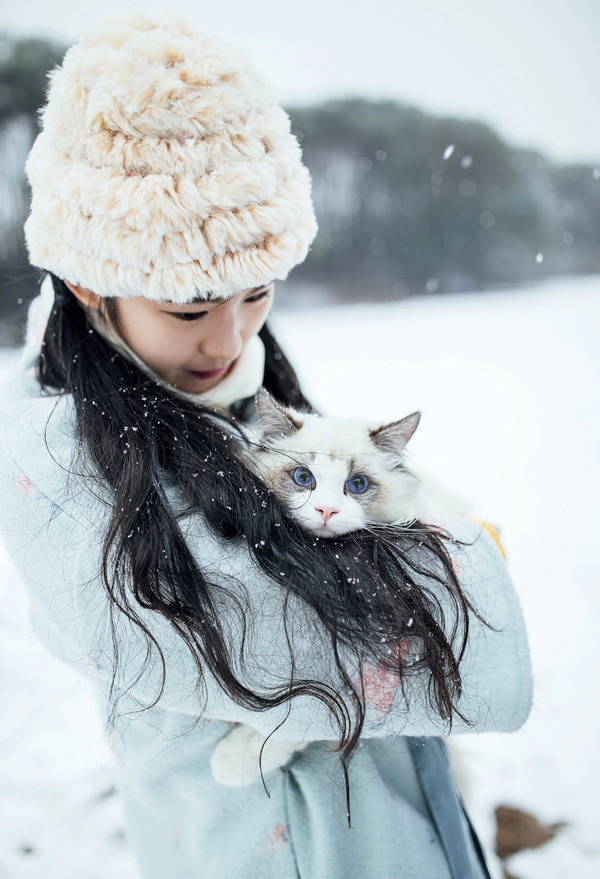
top-left (1, 0), bottom-right (598, 164)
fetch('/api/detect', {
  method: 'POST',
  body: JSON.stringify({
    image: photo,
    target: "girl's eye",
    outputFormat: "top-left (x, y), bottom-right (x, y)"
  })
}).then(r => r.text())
top-left (170, 311), bottom-right (207, 322)
top-left (346, 474), bottom-right (369, 494)
top-left (292, 467), bottom-right (315, 487)
top-left (245, 285), bottom-right (272, 304)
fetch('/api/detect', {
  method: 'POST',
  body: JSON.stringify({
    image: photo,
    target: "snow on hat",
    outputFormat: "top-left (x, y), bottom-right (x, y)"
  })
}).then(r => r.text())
top-left (24, 16), bottom-right (317, 302)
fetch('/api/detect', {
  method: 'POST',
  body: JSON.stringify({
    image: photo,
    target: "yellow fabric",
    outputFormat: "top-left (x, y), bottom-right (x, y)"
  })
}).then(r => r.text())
top-left (471, 519), bottom-right (507, 558)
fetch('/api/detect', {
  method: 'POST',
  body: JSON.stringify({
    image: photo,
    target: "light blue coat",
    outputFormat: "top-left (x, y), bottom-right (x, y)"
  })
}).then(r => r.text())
top-left (0, 356), bottom-right (532, 879)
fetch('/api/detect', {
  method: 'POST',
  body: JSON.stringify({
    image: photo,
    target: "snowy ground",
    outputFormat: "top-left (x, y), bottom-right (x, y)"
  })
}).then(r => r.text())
top-left (1, 275), bottom-right (599, 877)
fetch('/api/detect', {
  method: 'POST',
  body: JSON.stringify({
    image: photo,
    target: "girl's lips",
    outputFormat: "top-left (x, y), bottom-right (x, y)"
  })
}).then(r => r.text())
top-left (188, 364), bottom-right (231, 381)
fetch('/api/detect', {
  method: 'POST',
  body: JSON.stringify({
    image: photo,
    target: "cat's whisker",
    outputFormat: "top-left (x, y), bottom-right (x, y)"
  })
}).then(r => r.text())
top-left (358, 524), bottom-right (436, 558)
top-left (344, 526), bottom-right (412, 560)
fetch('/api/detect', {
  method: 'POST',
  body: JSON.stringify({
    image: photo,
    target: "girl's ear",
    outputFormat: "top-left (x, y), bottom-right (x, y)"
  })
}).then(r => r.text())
top-left (255, 387), bottom-right (303, 441)
top-left (63, 281), bottom-right (102, 311)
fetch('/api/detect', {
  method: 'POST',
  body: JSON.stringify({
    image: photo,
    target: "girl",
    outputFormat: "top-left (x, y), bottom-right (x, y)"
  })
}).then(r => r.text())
top-left (0, 17), bottom-right (532, 879)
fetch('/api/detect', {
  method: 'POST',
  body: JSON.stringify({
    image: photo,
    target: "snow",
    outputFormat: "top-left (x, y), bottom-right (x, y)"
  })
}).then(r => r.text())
top-left (1, 274), bottom-right (599, 877)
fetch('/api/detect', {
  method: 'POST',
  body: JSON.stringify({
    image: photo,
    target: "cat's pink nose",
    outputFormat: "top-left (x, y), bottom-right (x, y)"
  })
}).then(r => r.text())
top-left (316, 506), bottom-right (339, 524)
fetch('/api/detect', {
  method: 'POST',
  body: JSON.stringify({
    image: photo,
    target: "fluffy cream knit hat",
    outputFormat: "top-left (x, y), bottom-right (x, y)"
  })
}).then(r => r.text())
top-left (24, 17), bottom-right (317, 302)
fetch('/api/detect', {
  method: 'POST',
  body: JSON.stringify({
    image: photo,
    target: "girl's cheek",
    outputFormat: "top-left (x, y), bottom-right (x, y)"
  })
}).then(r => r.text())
top-left (146, 319), bottom-right (180, 359)
top-left (252, 299), bottom-right (273, 333)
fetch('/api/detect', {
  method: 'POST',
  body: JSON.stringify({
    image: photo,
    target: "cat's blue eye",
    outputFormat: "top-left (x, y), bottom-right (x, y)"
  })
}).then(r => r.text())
top-left (346, 474), bottom-right (369, 494)
top-left (292, 467), bottom-right (315, 488)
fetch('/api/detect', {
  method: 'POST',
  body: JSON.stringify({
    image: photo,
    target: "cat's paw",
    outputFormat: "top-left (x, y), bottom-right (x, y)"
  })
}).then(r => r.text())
top-left (210, 724), bottom-right (304, 787)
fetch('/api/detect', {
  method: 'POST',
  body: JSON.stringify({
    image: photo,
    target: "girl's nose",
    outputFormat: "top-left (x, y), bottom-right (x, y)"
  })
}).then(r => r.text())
top-left (200, 310), bottom-right (243, 362)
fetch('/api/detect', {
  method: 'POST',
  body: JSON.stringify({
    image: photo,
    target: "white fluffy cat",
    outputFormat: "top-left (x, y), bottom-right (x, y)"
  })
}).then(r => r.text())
top-left (210, 389), bottom-right (425, 788)
top-left (248, 388), bottom-right (423, 537)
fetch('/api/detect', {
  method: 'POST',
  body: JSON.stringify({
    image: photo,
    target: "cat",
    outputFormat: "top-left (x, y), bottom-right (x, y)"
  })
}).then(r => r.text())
top-left (210, 389), bottom-right (425, 787)
top-left (247, 388), bottom-right (422, 537)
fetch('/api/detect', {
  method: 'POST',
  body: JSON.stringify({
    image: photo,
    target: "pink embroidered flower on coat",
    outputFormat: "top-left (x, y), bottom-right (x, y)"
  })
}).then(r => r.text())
top-left (451, 555), bottom-right (464, 576)
top-left (258, 822), bottom-right (289, 855)
top-left (354, 639), bottom-right (408, 714)
top-left (16, 473), bottom-right (34, 497)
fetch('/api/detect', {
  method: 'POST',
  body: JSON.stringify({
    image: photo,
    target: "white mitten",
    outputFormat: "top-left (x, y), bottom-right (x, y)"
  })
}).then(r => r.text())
top-left (210, 723), bottom-right (304, 787)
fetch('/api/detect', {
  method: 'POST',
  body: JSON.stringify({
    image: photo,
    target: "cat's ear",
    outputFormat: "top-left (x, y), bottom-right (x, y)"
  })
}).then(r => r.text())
top-left (255, 388), bottom-right (303, 441)
top-left (369, 411), bottom-right (421, 458)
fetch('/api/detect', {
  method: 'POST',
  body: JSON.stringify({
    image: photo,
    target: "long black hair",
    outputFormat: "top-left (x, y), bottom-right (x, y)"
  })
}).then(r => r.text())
top-left (39, 274), bottom-right (480, 819)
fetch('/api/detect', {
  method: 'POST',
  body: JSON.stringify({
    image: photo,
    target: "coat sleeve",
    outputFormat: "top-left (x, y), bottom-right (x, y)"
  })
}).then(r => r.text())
top-left (0, 383), bottom-right (532, 744)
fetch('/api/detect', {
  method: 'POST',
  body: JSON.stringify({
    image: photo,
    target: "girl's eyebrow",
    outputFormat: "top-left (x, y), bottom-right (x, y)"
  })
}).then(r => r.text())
top-left (177, 284), bottom-right (270, 308)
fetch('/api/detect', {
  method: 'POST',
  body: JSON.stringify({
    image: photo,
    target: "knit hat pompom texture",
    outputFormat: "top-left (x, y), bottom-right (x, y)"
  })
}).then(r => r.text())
top-left (25, 17), bottom-right (317, 301)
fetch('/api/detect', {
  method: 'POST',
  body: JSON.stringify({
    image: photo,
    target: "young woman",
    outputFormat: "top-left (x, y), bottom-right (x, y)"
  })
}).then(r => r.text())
top-left (0, 17), bottom-right (532, 879)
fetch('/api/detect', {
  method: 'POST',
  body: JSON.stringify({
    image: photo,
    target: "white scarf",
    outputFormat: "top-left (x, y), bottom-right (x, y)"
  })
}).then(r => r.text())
top-left (22, 276), bottom-right (266, 410)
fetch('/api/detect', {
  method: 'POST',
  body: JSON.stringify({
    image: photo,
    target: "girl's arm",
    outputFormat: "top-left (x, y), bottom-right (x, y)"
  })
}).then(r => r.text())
top-left (0, 386), bottom-right (532, 743)
top-left (177, 507), bottom-right (533, 740)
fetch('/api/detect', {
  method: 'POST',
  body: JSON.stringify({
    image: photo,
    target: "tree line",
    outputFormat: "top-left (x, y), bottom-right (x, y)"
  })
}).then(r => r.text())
top-left (0, 33), bottom-right (599, 341)
top-left (286, 99), bottom-right (600, 302)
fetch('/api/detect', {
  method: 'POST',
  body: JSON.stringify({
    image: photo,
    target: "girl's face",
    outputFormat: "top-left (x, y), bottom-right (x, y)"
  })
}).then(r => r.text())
top-left (67, 282), bottom-right (274, 394)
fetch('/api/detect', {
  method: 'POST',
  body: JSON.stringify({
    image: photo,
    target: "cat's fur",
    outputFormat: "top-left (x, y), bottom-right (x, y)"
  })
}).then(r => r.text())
top-left (210, 390), bottom-right (425, 787)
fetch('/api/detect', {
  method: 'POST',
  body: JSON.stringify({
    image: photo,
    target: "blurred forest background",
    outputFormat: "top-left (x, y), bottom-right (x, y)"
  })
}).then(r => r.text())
top-left (1, 32), bottom-right (599, 344)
